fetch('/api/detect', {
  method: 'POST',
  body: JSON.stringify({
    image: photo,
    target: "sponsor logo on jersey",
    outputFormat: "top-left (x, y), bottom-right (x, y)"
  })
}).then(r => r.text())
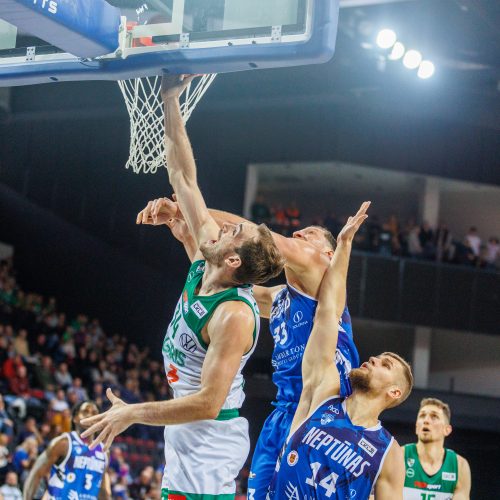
top-left (183, 290), bottom-right (189, 313)
top-left (293, 310), bottom-right (303, 323)
top-left (358, 437), bottom-right (377, 457)
top-left (196, 263), bottom-right (205, 273)
top-left (327, 405), bottom-right (340, 414)
top-left (191, 300), bottom-right (208, 318)
top-left (74, 446), bottom-right (82, 454)
top-left (269, 293), bottom-right (290, 321)
top-left (350, 489), bottom-right (357, 498)
top-left (321, 412), bottom-right (336, 425)
top-left (442, 472), bottom-right (456, 481)
top-left (287, 450), bottom-right (299, 466)
top-left (66, 472), bottom-right (76, 483)
top-left (406, 468), bottom-right (415, 478)
top-left (407, 458), bottom-right (415, 467)
top-left (187, 271), bottom-right (195, 283)
top-left (180, 333), bottom-right (197, 353)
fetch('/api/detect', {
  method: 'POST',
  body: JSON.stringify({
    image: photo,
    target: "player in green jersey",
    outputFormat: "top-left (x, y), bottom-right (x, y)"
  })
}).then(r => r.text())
top-left (403, 397), bottom-right (471, 500)
top-left (80, 75), bottom-right (284, 499)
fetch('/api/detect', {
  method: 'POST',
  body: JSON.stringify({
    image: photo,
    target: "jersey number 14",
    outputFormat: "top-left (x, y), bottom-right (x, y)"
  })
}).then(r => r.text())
top-left (306, 462), bottom-right (339, 497)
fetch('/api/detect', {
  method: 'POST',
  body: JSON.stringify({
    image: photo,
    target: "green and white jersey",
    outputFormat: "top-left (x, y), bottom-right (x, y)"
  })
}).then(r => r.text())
top-left (403, 443), bottom-right (458, 500)
top-left (162, 260), bottom-right (259, 413)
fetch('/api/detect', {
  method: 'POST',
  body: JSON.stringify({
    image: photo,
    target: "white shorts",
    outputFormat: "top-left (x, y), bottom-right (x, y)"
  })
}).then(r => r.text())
top-left (162, 416), bottom-right (250, 497)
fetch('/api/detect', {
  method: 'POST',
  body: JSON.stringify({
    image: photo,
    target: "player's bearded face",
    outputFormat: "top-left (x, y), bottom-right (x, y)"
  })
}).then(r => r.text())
top-left (199, 240), bottom-right (228, 265)
top-left (349, 367), bottom-right (372, 392)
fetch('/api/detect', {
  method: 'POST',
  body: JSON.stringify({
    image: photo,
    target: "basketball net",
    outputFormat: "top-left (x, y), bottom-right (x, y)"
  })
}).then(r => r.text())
top-left (118, 74), bottom-right (216, 174)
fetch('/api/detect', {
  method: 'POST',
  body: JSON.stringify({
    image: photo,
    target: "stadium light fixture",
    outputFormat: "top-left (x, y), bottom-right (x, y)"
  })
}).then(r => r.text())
top-left (376, 29), bottom-right (397, 49)
top-left (388, 41), bottom-right (405, 60)
top-left (418, 60), bottom-right (435, 79)
top-left (403, 49), bottom-right (422, 69)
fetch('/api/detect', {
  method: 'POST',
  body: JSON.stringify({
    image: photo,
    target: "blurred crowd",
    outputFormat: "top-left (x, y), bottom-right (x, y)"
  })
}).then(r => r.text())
top-left (251, 195), bottom-right (499, 269)
top-left (0, 257), bottom-right (248, 499)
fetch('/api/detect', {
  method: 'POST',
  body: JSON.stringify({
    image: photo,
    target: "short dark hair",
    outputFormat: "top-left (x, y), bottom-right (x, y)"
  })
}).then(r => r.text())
top-left (233, 224), bottom-right (285, 285)
top-left (71, 400), bottom-right (97, 430)
top-left (311, 226), bottom-right (337, 251)
top-left (419, 397), bottom-right (451, 423)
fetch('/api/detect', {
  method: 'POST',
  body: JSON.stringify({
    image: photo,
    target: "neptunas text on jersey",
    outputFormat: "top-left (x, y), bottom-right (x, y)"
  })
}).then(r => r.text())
top-left (302, 427), bottom-right (371, 477)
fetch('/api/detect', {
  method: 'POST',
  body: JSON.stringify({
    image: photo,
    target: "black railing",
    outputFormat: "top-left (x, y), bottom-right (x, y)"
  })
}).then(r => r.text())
top-left (346, 252), bottom-right (499, 335)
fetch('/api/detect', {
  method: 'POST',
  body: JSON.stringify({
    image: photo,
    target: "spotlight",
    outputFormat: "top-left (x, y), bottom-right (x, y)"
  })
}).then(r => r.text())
top-left (403, 50), bottom-right (422, 69)
top-left (388, 41), bottom-right (405, 60)
top-left (418, 60), bottom-right (435, 79)
top-left (376, 29), bottom-right (397, 49)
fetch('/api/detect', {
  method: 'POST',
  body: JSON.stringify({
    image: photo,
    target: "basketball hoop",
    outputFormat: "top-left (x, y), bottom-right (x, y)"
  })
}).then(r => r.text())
top-left (118, 74), bottom-right (216, 174)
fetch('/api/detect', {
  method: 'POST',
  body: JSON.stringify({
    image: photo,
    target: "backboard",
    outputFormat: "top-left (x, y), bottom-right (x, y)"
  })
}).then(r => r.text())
top-left (0, 0), bottom-right (339, 86)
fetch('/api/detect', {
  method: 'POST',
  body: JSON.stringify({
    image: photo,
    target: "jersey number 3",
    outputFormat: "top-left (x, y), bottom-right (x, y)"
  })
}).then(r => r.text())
top-left (167, 364), bottom-right (179, 384)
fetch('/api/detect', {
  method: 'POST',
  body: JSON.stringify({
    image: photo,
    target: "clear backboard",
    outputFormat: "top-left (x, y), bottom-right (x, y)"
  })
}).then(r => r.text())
top-left (0, 0), bottom-right (339, 86)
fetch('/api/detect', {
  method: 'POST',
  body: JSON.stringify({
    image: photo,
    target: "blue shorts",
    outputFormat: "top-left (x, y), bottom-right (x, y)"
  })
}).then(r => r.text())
top-left (248, 401), bottom-right (297, 500)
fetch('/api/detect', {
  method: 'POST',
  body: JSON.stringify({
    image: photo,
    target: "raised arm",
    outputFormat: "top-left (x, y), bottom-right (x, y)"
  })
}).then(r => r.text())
top-left (290, 202), bottom-right (369, 432)
top-left (23, 436), bottom-right (68, 500)
top-left (161, 75), bottom-right (220, 251)
top-left (80, 301), bottom-right (254, 451)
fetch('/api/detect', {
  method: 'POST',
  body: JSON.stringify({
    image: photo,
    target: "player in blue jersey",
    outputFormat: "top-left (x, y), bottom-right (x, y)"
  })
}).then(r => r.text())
top-left (137, 195), bottom-right (360, 499)
top-left (23, 401), bottom-right (110, 500)
top-left (268, 202), bottom-right (414, 499)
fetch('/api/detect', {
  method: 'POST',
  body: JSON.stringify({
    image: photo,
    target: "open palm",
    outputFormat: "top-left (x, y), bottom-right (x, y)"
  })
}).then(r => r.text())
top-left (337, 201), bottom-right (371, 244)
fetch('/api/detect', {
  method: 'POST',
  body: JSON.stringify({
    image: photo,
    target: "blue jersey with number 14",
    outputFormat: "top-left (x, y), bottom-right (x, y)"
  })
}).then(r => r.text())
top-left (270, 284), bottom-right (359, 403)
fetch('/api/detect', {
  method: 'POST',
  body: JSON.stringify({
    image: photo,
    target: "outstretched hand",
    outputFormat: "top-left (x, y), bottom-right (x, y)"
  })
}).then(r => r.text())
top-left (80, 388), bottom-right (134, 451)
top-left (161, 74), bottom-right (198, 101)
top-left (136, 196), bottom-right (180, 226)
top-left (337, 201), bottom-right (371, 244)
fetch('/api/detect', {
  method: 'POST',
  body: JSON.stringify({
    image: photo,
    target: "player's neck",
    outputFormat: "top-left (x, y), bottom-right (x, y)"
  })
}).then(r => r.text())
top-left (345, 393), bottom-right (382, 428)
top-left (417, 440), bottom-right (446, 465)
top-left (198, 262), bottom-right (236, 294)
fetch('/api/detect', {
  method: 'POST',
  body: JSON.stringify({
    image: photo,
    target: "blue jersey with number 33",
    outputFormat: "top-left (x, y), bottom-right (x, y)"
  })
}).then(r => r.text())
top-left (270, 284), bottom-right (359, 403)
top-left (47, 431), bottom-right (107, 500)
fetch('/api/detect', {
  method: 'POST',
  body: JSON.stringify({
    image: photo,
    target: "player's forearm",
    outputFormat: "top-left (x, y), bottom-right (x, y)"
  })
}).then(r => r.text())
top-left (128, 390), bottom-right (221, 426)
top-left (317, 239), bottom-right (352, 319)
top-left (163, 97), bottom-right (197, 186)
top-left (23, 470), bottom-right (42, 500)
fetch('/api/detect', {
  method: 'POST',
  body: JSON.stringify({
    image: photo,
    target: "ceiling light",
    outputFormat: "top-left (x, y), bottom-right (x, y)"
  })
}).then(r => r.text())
top-left (388, 41), bottom-right (405, 60)
top-left (418, 60), bottom-right (435, 79)
top-left (403, 49), bottom-right (422, 69)
top-left (376, 29), bottom-right (397, 49)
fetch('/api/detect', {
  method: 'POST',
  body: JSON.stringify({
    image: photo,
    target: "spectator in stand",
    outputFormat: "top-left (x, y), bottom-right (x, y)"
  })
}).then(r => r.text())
top-left (0, 471), bottom-right (22, 500)
top-left (465, 227), bottom-right (481, 258)
top-left (455, 237), bottom-right (476, 266)
top-left (0, 396), bottom-right (14, 439)
top-left (419, 221), bottom-right (435, 259)
top-left (12, 330), bottom-right (29, 360)
top-left (54, 362), bottom-right (73, 390)
top-left (408, 225), bottom-right (423, 258)
top-left (285, 200), bottom-right (301, 231)
top-left (128, 466), bottom-right (154, 500)
top-left (250, 193), bottom-right (271, 225)
top-left (435, 223), bottom-right (453, 263)
top-left (484, 237), bottom-right (499, 269)
top-left (12, 437), bottom-right (37, 483)
top-left (378, 222), bottom-right (393, 256)
top-left (367, 215), bottom-right (381, 252)
top-left (70, 377), bottom-right (89, 402)
top-left (16, 417), bottom-right (43, 447)
top-left (0, 434), bottom-right (10, 484)
top-left (271, 203), bottom-right (289, 235)
top-left (33, 355), bottom-right (56, 394)
top-left (50, 389), bottom-right (69, 413)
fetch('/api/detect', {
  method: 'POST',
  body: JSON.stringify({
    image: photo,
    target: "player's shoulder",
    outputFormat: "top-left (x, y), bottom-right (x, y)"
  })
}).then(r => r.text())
top-left (46, 433), bottom-right (71, 459)
top-left (456, 452), bottom-right (470, 469)
top-left (214, 299), bottom-right (256, 325)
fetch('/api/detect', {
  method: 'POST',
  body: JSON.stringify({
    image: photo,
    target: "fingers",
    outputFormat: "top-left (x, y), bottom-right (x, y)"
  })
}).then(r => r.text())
top-left (89, 424), bottom-right (112, 451)
top-left (106, 387), bottom-right (121, 404)
top-left (80, 413), bottom-right (103, 429)
top-left (80, 419), bottom-right (106, 440)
